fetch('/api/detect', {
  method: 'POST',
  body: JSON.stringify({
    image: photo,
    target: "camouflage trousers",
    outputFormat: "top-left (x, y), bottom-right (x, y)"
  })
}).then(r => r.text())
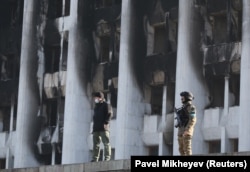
top-left (178, 135), bottom-right (192, 156)
top-left (92, 131), bottom-right (111, 161)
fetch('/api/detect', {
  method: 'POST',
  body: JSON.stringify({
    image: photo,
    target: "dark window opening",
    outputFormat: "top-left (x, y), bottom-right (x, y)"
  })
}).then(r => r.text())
top-left (111, 148), bottom-right (115, 160)
top-left (55, 150), bottom-right (62, 164)
top-left (64, 0), bottom-right (70, 16)
top-left (0, 54), bottom-right (19, 81)
top-left (0, 105), bottom-right (17, 132)
top-left (154, 24), bottom-right (168, 54)
top-left (208, 140), bottom-right (221, 153)
top-left (0, 159), bottom-right (6, 169)
top-left (229, 74), bottom-right (240, 106)
top-left (206, 77), bottom-right (224, 108)
top-left (149, 146), bottom-right (158, 156)
top-left (100, 36), bottom-right (111, 62)
top-left (61, 37), bottom-right (68, 71)
top-left (110, 85), bottom-right (117, 108)
top-left (45, 46), bottom-right (60, 73)
top-left (45, 100), bottom-right (58, 127)
top-left (48, 0), bottom-right (70, 19)
top-left (212, 15), bottom-right (227, 44)
top-left (151, 86), bottom-right (163, 115)
top-left (0, 0), bottom-right (24, 27)
top-left (114, 32), bottom-right (120, 61)
top-left (230, 139), bottom-right (238, 152)
top-left (206, 0), bottom-right (242, 45)
top-left (49, 31), bottom-right (68, 72)
top-left (95, 0), bottom-right (121, 9)
top-left (0, 107), bottom-right (10, 132)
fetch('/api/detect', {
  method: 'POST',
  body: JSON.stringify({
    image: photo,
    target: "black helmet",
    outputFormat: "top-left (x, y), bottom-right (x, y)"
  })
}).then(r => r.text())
top-left (180, 91), bottom-right (194, 101)
top-left (92, 91), bottom-right (104, 99)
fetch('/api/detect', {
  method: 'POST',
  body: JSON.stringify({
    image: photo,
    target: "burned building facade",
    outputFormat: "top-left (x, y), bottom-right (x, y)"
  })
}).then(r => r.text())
top-left (0, 0), bottom-right (249, 169)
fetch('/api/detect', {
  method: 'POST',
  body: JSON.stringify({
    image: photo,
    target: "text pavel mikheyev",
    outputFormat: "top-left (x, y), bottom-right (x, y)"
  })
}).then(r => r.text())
top-left (134, 159), bottom-right (244, 169)
top-left (135, 160), bottom-right (203, 169)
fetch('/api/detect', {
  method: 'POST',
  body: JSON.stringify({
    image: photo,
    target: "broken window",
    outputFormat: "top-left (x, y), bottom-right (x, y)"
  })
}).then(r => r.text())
top-left (37, 28), bottom-right (67, 164)
top-left (92, 0), bottom-right (121, 120)
top-left (202, 1), bottom-right (242, 108)
top-left (205, 0), bottom-right (242, 45)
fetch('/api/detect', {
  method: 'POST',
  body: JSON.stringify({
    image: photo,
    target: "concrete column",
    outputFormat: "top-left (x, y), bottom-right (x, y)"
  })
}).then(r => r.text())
top-left (61, 0), bottom-right (92, 164)
top-left (221, 127), bottom-right (231, 153)
top-left (115, 0), bottom-right (146, 159)
top-left (220, 76), bottom-right (230, 153)
top-left (14, 0), bottom-right (40, 168)
top-left (174, 0), bottom-right (206, 155)
top-left (158, 86), bottom-right (168, 155)
top-left (161, 86), bottom-right (167, 128)
top-left (239, 0), bottom-right (250, 152)
top-left (223, 76), bottom-right (229, 116)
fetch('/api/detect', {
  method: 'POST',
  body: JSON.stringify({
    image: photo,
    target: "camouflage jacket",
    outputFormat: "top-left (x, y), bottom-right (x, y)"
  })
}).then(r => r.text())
top-left (177, 101), bottom-right (196, 136)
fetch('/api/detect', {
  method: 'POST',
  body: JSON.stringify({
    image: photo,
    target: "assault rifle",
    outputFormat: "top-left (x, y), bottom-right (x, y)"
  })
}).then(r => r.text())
top-left (174, 106), bottom-right (185, 128)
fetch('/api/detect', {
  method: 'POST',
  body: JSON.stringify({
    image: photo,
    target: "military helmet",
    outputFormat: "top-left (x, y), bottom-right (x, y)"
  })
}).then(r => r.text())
top-left (180, 91), bottom-right (194, 101)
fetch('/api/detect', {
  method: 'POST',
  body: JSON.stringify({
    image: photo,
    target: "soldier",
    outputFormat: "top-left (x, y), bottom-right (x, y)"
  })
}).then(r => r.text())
top-left (177, 91), bottom-right (196, 156)
top-left (91, 91), bottom-right (113, 162)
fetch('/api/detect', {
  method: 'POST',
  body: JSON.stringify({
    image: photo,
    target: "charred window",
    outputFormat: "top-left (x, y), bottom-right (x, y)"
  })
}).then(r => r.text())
top-left (151, 86), bottom-right (163, 115)
top-left (205, 76), bottom-right (224, 108)
top-left (205, 0), bottom-right (242, 45)
top-left (45, 46), bottom-right (60, 73)
top-left (0, 0), bottom-right (24, 27)
top-left (0, 54), bottom-right (19, 81)
top-left (45, 100), bottom-right (58, 127)
top-left (229, 74), bottom-right (240, 106)
top-left (44, 31), bottom-right (68, 73)
top-left (48, 0), bottom-right (70, 19)
top-left (64, 0), bottom-right (70, 16)
top-left (95, 0), bottom-right (121, 9)
top-left (203, 1), bottom-right (242, 108)
top-left (211, 15), bottom-right (227, 44)
top-left (100, 36), bottom-right (111, 62)
top-left (154, 24), bottom-right (168, 54)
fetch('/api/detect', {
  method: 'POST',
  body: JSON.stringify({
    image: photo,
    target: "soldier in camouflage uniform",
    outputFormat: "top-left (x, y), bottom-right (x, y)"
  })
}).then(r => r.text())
top-left (177, 91), bottom-right (196, 156)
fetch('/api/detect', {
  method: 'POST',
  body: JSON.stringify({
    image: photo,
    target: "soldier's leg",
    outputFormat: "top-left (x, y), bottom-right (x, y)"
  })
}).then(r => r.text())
top-left (183, 135), bottom-right (192, 155)
top-left (100, 131), bottom-right (111, 161)
top-left (178, 136), bottom-right (185, 155)
top-left (92, 132), bottom-right (101, 161)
